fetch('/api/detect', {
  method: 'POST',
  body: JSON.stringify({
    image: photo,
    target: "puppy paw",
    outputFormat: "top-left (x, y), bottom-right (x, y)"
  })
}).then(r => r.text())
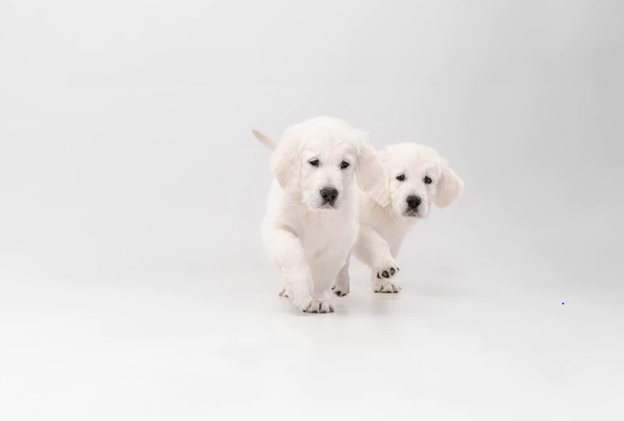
top-left (374, 261), bottom-right (400, 281)
top-left (280, 271), bottom-right (314, 310)
top-left (372, 280), bottom-right (401, 293)
top-left (332, 273), bottom-right (350, 297)
top-left (291, 292), bottom-right (312, 310)
top-left (279, 286), bottom-right (312, 310)
top-left (332, 284), bottom-right (350, 297)
top-left (304, 298), bottom-right (334, 313)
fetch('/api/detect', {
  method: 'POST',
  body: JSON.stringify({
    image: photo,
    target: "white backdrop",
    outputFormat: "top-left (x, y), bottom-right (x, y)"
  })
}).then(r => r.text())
top-left (1, 1), bottom-right (623, 420)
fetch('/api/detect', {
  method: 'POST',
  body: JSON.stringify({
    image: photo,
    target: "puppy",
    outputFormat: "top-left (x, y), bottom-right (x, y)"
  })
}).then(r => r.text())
top-left (333, 143), bottom-right (464, 295)
top-left (253, 117), bottom-right (388, 313)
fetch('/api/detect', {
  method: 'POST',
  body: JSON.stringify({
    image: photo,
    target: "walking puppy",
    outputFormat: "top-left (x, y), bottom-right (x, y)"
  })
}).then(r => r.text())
top-left (253, 117), bottom-right (388, 313)
top-left (333, 143), bottom-right (464, 295)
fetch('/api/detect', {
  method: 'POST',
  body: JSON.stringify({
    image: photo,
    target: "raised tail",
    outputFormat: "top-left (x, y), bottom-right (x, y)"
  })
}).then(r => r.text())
top-left (251, 129), bottom-right (278, 151)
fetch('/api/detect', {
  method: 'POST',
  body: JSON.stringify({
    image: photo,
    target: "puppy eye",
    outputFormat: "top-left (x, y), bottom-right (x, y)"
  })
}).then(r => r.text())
top-left (309, 159), bottom-right (320, 167)
top-left (396, 174), bottom-right (405, 181)
top-left (424, 176), bottom-right (432, 184)
top-left (340, 161), bottom-right (350, 169)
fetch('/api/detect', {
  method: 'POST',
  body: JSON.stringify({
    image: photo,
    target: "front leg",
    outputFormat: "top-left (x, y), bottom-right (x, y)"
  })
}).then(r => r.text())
top-left (308, 244), bottom-right (353, 312)
top-left (261, 222), bottom-right (313, 310)
top-left (352, 224), bottom-right (401, 293)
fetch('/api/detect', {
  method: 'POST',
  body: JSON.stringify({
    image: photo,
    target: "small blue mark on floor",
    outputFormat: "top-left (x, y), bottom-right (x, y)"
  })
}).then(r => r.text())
top-left (562, 302), bottom-right (565, 305)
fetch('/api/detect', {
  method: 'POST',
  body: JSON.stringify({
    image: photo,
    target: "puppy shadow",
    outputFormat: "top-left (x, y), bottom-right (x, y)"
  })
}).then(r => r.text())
top-left (338, 284), bottom-right (403, 317)
top-left (368, 292), bottom-right (402, 316)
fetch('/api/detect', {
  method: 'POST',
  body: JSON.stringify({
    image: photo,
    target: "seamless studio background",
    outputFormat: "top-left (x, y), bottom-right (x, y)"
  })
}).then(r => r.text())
top-left (1, 1), bottom-right (623, 420)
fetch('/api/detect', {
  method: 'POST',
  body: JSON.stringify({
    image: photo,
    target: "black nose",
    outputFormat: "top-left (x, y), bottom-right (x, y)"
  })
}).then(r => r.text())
top-left (406, 195), bottom-right (421, 209)
top-left (320, 188), bottom-right (339, 202)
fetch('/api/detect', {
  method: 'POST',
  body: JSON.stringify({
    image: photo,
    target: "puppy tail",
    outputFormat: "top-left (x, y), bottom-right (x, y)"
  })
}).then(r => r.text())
top-left (251, 129), bottom-right (278, 151)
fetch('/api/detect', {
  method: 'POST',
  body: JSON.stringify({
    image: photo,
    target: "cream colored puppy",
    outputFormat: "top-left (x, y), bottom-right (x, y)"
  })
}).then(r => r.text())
top-left (252, 117), bottom-right (388, 313)
top-left (333, 143), bottom-right (464, 295)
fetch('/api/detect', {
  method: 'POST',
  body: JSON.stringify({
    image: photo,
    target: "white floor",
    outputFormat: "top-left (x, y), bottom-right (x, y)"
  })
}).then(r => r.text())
top-left (2, 266), bottom-right (623, 421)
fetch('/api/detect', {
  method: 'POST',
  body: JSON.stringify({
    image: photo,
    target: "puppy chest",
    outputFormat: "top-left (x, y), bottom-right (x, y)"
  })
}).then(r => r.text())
top-left (299, 220), bottom-right (357, 257)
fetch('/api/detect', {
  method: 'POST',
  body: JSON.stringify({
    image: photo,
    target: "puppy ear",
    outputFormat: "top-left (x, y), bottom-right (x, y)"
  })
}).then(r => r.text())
top-left (432, 159), bottom-right (464, 208)
top-left (355, 139), bottom-right (390, 207)
top-left (270, 134), bottom-right (301, 191)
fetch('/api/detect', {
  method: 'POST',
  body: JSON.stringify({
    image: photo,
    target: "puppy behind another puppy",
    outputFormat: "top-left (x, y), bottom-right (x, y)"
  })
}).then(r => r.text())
top-left (333, 142), bottom-right (464, 295)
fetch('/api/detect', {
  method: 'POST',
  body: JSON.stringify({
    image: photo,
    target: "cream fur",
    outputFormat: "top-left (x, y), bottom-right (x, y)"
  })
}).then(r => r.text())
top-left (254, 117), bottom-right (387, 313)
top-left (333, 142), bottom-right (465, 295)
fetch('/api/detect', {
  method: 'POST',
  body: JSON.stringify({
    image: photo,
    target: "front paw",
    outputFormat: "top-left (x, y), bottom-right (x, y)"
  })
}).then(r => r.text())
top-left (372, 261), bottom-right (401, 293)
top-left (279, 286), bottom-right (312, 311)
top-left (372, 280), bottom-right (401, 293)
top-left (280, 271), bottom-right (314, 310)
top-left (374, 261), bottom-right (400, 281)
top-left (304, 298), bottom-right (334, 313)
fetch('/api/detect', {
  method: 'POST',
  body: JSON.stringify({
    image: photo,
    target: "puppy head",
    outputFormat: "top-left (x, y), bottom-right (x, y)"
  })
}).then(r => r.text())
top-left (380, 143), bottom-right (464, 220)
top-left (270, 117), bottom-right (388, 211)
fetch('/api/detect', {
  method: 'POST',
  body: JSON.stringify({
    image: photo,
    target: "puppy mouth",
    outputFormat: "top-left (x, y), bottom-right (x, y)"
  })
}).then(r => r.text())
top-left (403, 210), bottom-right (420, 218)
top-left (319, 200), bottom-right (337, 210)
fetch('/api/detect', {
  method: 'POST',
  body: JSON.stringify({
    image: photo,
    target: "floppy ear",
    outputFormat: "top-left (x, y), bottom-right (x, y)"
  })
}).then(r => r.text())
top-left (432, 159), bottom-right (464, 208)
top-left (270, 134), bottom-right (301, 191)
top-left (355, 142), bottom-right (390, 207)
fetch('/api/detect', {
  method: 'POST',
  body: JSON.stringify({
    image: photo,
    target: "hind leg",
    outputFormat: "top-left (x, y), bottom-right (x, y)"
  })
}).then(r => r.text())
top-left (332, 253), bottom-right (351, 297)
